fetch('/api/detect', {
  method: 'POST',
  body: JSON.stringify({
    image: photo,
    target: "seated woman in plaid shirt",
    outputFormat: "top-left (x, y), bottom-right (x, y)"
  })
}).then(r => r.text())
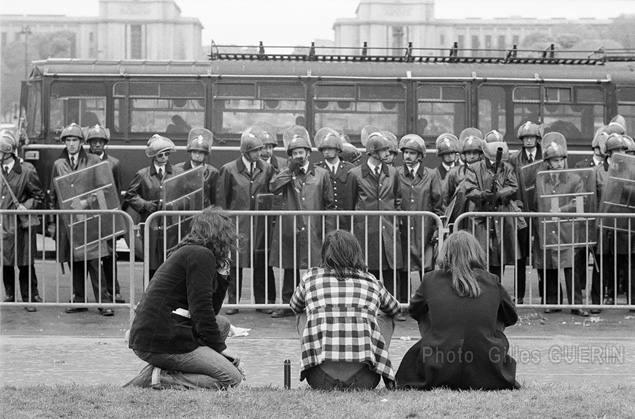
top-left (290, 230), bottom-right (401, 390)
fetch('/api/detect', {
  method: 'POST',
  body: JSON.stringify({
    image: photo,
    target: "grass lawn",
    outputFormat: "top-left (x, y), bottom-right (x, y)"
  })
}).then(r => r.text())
top-left (1, 383), bottom-right (634, 418)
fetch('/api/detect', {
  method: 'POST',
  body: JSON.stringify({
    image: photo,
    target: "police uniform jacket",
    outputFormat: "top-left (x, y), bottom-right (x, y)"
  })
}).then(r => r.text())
top-left (216, 158), bottom-right (275, 268)
top-left (50, 148), bottom-right (108, 263)
top-left (397, 164), bottom-right (443, 272)
top-left (595, 159), bottom-right (635, 255)
top-left (174, 160), bottom-right (219, 208)
top-left (445, 164), bottom-right (472, 225)
top-left (464, 160), bottom-right (519, 267)
top-left (346, 163), bottom-right (403, 270)
top-left (124, 161), bottom-right (180, 270)
top-left (432, 163), bottom-right (453, 205)
top-left (1, 156), bottom-right (44, 265)
top-left (533, 171), bottom-right (584, 268)
top-left (269, 162), bottom-right (334, 269)
top-left (315, 159), bottom-right (354, 232)
top-left (509, 146), bottom-right (542, 210)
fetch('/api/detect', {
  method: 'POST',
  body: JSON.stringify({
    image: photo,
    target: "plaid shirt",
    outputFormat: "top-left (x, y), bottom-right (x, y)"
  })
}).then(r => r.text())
top-left (290, 267), bottom-right (401, 381)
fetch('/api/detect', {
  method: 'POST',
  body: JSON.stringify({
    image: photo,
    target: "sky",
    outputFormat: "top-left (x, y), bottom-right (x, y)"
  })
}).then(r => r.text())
top-left (2, 0), bottom-right (635, 47)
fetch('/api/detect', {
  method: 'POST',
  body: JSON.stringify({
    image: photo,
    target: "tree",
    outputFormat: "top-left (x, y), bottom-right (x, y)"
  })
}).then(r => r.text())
top-left (606, 14), bottom-right (635, 49)
top-left (1, 31), bottom-right (75, 118)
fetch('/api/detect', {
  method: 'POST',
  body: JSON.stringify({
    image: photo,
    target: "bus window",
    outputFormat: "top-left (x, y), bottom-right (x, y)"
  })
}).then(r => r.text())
top-left (49, 82), bottom-right (106, 133)
top-left (417, 84), bottom-right (466, 136)
top-left (114, 82), bottom-right (205, 135)
top-left (213, 82), bottom-right (305, 142)
top-left (25, 82), bottom-right (42, 139)
top-left (314, 83), bottom-right (406, 142)
top-left (513, 85), bottom-right (540, 135)
top-left (542, 87), bottom-right (604, 142)
top-left (618, 87), bottom-right (635, 134)
top-left (478, 85), bottom-right (506, 137)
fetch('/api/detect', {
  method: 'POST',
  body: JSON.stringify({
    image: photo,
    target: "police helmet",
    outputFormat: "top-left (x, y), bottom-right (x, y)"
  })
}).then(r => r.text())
top-left (86, 124), bottom-right (110, 143)
top-left (60, 123), bottom-right (85, 142)
top-left (145, 134), bottom-right (176, 158)
top-left (436, 133), bottom-right (458, 156)
top-left (187, 128), bottom-right (213, 153)
top-left (255, 122), bottom-right (278, 146)
top-left (283, 125), bottom-right (312, 156)
top-left (399, 134), bottom-right (426, 158)
top-left (484, 130), bottom-right (504, 143)
top-left (383, 131), bottom-right (399, 154)
top-left (240, 126), bottom-right (265, 154)
top-left (361, 125), bottom-right (390, 155)
top-left (340, 142), bottom-right (362, 164)
top-left (0, 131), bottom-right (16, 154)
top-left (458, 127), bottom-right (483, 142)
top-left (460, 135), bottom-right (484, 154)
top-left (482, 141), bottom-right (510, 162)
top-left (542, 132), bottom-right (568, 160)
top-left (605, 133), bottom-right (628, 154)
top-left (315, 127), bottom-right (342, 152)
top-left (517, 121), bottom-right (542, 139)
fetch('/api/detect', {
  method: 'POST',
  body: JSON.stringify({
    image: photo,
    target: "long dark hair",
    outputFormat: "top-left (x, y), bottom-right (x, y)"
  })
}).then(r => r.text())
top-left (437, 230), bottom-right (486, 298)
top-left (170, 207), bottom-right (238, 264)
top-left (319, 230), bottom-right (368, 280)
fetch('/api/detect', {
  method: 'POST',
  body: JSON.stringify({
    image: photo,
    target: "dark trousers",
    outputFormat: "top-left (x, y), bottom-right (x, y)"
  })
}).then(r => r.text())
top-left (102, 254), bottom-right (121, 295)
top-left (280, 269), bottom-right (300, 304)
top-left (370, 269), bottom-right (404, 302)
top-left (593, 253), bottom-right (635, 304)
top-left (70, 259), bottom-right (110, 304)
top-left (537, 267), bottom-right (582, 305)
top-left (3, 265), bottom-right (40, 301)
top-left (228, 266), bottom-right (277, 304)
top-left (515, 258), bottom-right (527, 300)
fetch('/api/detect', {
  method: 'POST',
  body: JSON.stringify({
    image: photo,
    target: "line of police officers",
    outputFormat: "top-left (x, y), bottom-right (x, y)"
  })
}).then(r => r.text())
top-left (2, 117), bottom-right (635, 317)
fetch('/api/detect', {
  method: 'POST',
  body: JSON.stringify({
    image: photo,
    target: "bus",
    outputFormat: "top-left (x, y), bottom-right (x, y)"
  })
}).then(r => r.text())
top-left (17, 44), bottom-right (635, 191)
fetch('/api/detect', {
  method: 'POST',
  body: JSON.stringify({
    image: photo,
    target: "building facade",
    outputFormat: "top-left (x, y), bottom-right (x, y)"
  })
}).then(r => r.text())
top-left (0, 0), bottom-right (204, 60)
top-left (333, 0), bottom-right (610, 56)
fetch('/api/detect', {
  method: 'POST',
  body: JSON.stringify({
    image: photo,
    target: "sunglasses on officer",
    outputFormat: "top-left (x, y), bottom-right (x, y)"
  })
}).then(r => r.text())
top-left (156, 151), bottom-right (171, 158)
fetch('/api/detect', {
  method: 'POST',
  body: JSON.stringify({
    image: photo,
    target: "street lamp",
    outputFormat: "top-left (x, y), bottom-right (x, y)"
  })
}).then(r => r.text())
top-left (19, 25), bottom-right (32, 79)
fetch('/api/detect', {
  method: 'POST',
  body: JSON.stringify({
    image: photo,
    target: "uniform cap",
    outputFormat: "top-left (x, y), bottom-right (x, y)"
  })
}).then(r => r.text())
top-left (484, 130), bottom-right (504, 143)
top-left (86, 124), bottom-right (110, 142)
top-left (517, 121), bottom-right (542, 139)
top-left (482, 141), bottom-right (510, 162)
top-left (60, 123), bottom-right (85, 142)
top-left (145, 134), bottom-right (176, 158)
top-left (361, 125), bottom-right (390, 155)
top-left (458, 128), bottom-right (483, 142)
top-left (399, 134), bottom-right (426, 157)
top-left (315, 127), bottom-right (342, 151)
top-left (187, 128), bottom-right (213, 153)
top-left (542, 132), bottom-right (568, 160)
top-left (283, 125), bottom-right (312, 155)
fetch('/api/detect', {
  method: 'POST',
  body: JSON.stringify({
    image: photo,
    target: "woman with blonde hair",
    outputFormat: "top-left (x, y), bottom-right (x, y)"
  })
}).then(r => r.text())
top-left (396, 230), bottom-right (520, 390)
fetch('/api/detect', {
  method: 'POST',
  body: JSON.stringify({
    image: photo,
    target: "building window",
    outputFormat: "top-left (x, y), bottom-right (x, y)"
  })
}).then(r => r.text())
top-left (472, 35), bottom-right (480, 49)
top-left (512, 35), bottom-right (520, 46)
top-left (89, 32), bottom-right (94, 43)
top-left (392, 26), bottom-right (405, 53)
top-left (130, 25), bottom-right (142, 59)
top-left (440, 34), bottom-right (445, 47)
top-left (1, 32), bottom-right (6, 48)
top-left (498, 35), bottom-right (506, 50)
top-left (458, 35), bottom-right (465, 49)
top-left (485, 35), bottom-right (492, 49)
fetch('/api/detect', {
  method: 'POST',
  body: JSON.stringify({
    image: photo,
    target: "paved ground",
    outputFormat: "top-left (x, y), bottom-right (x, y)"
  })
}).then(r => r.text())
top-left (2, 254), bottom-right (635, 388)
top-left (2, 305), bottom-right (635, 389)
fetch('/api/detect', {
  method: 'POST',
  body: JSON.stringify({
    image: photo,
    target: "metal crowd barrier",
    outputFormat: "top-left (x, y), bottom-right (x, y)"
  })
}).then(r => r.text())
top-left (145, 210), bottom-right (446, 310)
top-left (0, 209), bottom-right (138, 322)
top-left (454, 211), bottom-right (635, 311)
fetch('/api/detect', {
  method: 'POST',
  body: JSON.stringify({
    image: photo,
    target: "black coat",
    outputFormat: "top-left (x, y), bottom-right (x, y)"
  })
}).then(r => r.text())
top-left (129, 244), bottom-right (229, 354)
top-left (396, 268), bottom-right (520, 390)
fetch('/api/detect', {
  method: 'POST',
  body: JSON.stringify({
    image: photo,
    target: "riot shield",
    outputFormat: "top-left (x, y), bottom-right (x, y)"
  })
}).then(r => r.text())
top-left (519, 159), bottom-right (544, 211)
top-left (54, 161), bottom-right (126, 254)
top-left (599, 153), bottom-right (635, 233)
top-left (161, 166), bottom-right (205, 241)
top-left (535, 168), bottom-right (596, 249)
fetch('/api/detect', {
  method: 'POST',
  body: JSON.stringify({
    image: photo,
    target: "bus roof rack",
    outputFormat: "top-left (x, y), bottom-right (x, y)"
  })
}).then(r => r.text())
top-left (209, 42), bottom-right (635, 65)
